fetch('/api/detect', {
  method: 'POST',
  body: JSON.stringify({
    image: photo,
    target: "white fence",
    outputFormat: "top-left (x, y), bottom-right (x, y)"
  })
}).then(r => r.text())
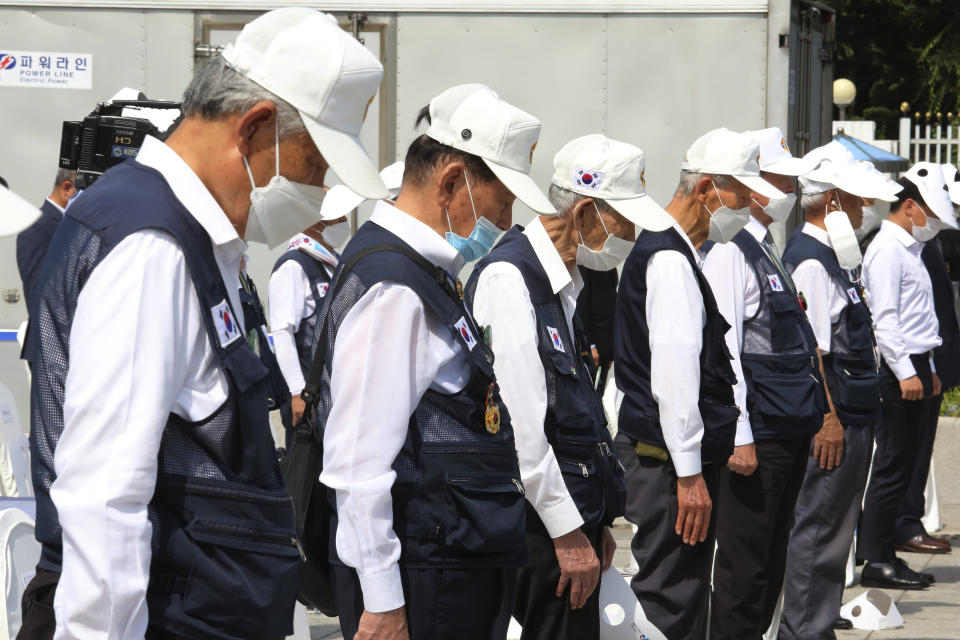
top-left (899, 117), bottom-right (960, 166)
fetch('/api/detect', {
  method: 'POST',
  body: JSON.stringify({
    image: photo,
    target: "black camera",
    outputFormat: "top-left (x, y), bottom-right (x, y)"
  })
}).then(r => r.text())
top-left (59, 99), bottom-right (182, 189)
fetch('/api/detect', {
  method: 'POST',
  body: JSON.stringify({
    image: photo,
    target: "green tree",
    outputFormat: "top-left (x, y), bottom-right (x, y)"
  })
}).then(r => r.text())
top-left (822, 0), bottom-right (960, 125)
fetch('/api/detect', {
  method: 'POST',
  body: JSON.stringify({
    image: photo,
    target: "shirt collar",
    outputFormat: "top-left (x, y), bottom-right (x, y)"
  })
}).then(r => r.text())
top-left (44, 198), bottom-right (65, 215)
top-left (880, 219), bottom-right (919, 251)
top-left (135, 136), bottom-right (243, 251)
top-left (802, 222), bottom-right (832, 248)
top-left (671, 221), bottom-right (703, 267)
top-left (745, 215), bottom-right (769, 243)
top-left (523, 217), bottom-right (582, 296)
top-left (370, 200), bottom-right (465, 275)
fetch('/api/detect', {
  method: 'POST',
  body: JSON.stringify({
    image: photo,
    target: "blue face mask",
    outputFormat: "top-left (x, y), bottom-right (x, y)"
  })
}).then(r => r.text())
top-left (445, 172), bottom-right (503, 262)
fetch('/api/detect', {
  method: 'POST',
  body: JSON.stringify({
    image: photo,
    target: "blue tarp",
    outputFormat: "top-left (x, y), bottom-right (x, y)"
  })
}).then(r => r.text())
top-left (833, 131), bottom-right (910, 172)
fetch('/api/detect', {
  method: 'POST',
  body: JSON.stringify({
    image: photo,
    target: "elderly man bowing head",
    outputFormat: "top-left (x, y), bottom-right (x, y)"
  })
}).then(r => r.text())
top-left (21, 9), bottom-right (388, 640)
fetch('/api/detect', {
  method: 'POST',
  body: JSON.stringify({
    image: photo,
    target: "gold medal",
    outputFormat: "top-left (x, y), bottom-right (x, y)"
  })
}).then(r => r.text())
top-left (484, 383), bottom-right (500, 434)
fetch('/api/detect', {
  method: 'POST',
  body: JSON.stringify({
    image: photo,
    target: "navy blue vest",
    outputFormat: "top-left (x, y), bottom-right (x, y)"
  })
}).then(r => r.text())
top-left (614, 227), bottom-right (738, 465)
top-left (729, 229), bottom-right (826, 440)
top-left (16, 199), bottom-right (63, 312)
top-left (782, 227), bottom-right (881, 426)
top-left (272, 249), bottom-right (332, 374)
top-left (314, 221), bottom-right (527, 568)
top-left (239, 271), bottom-right (291, 412)
top-left (465, 226), bottom-right (626, 529)
top-left (23, 161), bottom-right (299, 639)
top-left (922, 240), bottom-right (960, 388)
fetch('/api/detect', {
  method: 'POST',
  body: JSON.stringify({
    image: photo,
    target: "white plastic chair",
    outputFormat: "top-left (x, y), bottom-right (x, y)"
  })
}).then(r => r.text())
top-left (921, 458), bottom-right (941, 534)
top-left (0, 508), bottom-right (41, 640)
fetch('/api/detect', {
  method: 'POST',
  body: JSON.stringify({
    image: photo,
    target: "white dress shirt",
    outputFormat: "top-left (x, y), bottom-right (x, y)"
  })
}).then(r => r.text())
top-left (863, 220), bottom-right (941, 380)
top-left (51, 136), bottom-right (245, 640)
top-left (701, 216), bottom-right (771, 447)
top-left (645, 222), bottom-right (706, 478)
top-left (319, 200), bottom-right (468, 613)
top-left (789, 223), bottom-right (849, 354)
top-left (45, 197), bottom-right (66, 214)
top-left (268, 247), bottom-right (336, 395)
top-left (471, 218), bottom-right (586, 538)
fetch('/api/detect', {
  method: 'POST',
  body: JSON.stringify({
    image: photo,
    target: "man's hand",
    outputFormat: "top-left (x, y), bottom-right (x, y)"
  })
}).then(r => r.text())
top-left (591, 347), bottom-right (601, 368)
top-left (354, 607), bottom-right (408, 640)
top-left (601, 526), bottom-right (616, 572)
top-left (676, 473), bottom-right (712, 545)
top-left (291, 394), bottom-right (307, 425)
top-left (727, 443), bottom-right (758, 476)
top-left (813, 412), bottom-right (843, 470)
top-left (554, 528), bottom-right (601, 610)
top-left (900, 375), bottom-right (924, 401)
top-left (932, 371), bottom-right (942, 397)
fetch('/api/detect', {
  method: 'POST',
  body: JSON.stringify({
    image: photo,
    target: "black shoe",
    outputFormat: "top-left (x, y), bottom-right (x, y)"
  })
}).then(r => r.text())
top-left (894, 557), bottom-right (935, 584)
top-left (860, 560), bottom-right (929, 590)
top-left (833, 616), bottom-right (853, 630)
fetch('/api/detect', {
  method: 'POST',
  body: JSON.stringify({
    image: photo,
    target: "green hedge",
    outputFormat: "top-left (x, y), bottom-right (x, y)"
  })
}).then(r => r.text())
top-left (941, 387), bottom-right (960, 416)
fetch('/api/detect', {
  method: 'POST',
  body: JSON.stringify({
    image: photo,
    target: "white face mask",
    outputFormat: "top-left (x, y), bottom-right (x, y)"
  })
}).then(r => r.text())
top-left (576, 203), bottom-right (634, 271)
top-left (321, 220), bottom-right (351, 249)
top-left (244, 119), bottom-right (327, 249)
top-left (753, 192), bottom-right (797, 223)
top-left (705, 181), bottom-right (751, 243)
top-left (911, 210), bottom-right (940, 243)
top-left (824, 206), bottom-right (863, 270)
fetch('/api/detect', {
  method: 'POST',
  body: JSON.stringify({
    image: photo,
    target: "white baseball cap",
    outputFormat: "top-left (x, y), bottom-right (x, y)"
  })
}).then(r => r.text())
top-left (221, 8), bottom-right (389, 200)
top-left (904, 162), bottom-right (959, 229)
top-left (0, 184), bottom-right (41, 236)
top-left (424, 84), bottom-right (556, 214)
top-left (941, 163), bottom-right (960, 207)
top-left (800, 142), bottom-right (902, 202)
top-left (680, 128), bottom-right (786, 200)
top-left (744, 127), bottom-right (817, 176)
top-left (319, 161), bottom-right (405, 221)
top-left (551, 134), bottom-right (672, 231)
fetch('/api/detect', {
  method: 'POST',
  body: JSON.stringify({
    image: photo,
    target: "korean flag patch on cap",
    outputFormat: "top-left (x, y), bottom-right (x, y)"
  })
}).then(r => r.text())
top-left (768, 274), bottom-right (784, 292)
top-left (455, 317), bottom-right (478, 351)
top-left (574, 167), bottom-right (603, 190)
top-left (547, 326), bottom-right (565, 352)
top-left (212, 299), bottom-right (242, 348)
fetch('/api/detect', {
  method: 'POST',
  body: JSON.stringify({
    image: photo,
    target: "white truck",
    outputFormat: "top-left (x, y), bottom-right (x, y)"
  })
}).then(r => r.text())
top-left (0, 0), bottom-right (836, 447)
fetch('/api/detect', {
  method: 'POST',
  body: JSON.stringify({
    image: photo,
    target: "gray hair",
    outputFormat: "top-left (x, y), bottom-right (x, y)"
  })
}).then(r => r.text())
top-left (181, 56), bottom-right (307, 138)
top-left (53, 168), bottom-right (76, 190)
top-left (674, 170), bottom-right (733, 198)
top-left (547, 183), bottom-right (614, 218)
top-left (800, 190), bottom-right (831, 213)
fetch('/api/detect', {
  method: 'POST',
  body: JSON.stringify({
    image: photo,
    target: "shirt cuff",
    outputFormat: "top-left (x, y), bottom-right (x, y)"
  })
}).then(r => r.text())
top-left (734, 417), bottom-right (755, 447)
top-left (357, 566), bottom-right (406, 613)
top-left (670, 449), bottom-right (702, 477)
top-left (889, 357), bottom-right (918, 381)
top-left (536, 496), bottom-right (586, 539)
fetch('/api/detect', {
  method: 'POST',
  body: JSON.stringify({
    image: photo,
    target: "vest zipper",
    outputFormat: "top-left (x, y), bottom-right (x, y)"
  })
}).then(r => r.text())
top-left (578, 463), bottom-right (589, 478)
top-left (512, 478), bottom-right (525, 495)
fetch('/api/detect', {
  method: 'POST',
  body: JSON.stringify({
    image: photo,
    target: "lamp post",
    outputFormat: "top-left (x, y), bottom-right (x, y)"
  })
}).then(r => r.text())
top-left (833, 78), bottom-right (856, 120)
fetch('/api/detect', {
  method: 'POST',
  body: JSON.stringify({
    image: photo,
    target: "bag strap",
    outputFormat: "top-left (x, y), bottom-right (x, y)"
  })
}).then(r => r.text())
top-left (299, 242), bottom-right (459, 409)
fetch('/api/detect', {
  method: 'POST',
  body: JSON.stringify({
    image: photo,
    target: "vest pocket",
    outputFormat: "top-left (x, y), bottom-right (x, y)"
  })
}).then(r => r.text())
top-left (440, 473), bottom-right (526, 555)
top-left (556, 456), bottom-right (604, 527)
top-left (748, 369), bottom-right (823, 420)
top-left (181, 517), bottom-right (301, 637)
top-left (769, 293), bottom-right (804, 351)
top-left (827, 357), bottom-right (882, 411)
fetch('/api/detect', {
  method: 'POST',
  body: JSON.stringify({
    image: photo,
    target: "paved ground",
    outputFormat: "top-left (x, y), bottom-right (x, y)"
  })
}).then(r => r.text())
top-left (309, 419), bottom-right (960, 639)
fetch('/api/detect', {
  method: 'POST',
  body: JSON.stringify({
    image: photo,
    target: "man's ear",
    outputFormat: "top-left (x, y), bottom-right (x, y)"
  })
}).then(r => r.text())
top-left (434, 161), bottom-right (465, 210)
top-left (694, 176), bottom-right (714, 203)
top-left (234, 101), bottom-right (277, 157)
top-left (571, 197), bottom-right (594, 233)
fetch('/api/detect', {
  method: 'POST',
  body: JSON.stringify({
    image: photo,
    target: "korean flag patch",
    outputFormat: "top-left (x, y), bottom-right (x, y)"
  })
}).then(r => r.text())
top-left (547, 326), bottom-right (565, 352)
top-left (767, 274), bottom-right (784, 292)
top-left (574, 167), bottom-right (603, 190)
top-left (211, 299), bottom-right (242, 348)
top-left (455, 317), bottom-right (478, 351)
top-left (847, 287), bottom-right (861, 304)
top-left (317, 282), bottom-right (329, 299)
